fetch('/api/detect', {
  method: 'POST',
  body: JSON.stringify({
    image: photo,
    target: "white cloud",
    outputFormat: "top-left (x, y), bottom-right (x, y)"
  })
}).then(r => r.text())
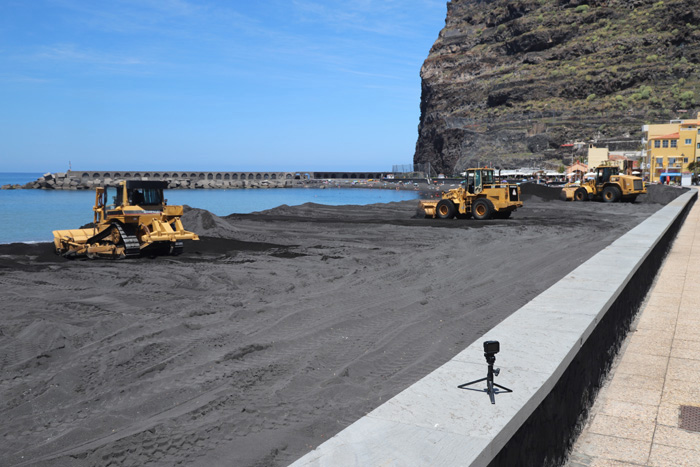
top-left (36, 43), bottom-right (146, 66)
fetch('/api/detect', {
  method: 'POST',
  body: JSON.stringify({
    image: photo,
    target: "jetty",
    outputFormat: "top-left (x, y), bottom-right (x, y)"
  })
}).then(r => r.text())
top-left (11, 170), bottom-right (390, 190)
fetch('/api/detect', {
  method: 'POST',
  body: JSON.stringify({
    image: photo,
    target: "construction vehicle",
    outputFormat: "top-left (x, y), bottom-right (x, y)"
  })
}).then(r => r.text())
top-left (560, 163), bottom-right (646, 202)
top-left (53, 180), bottom-right (199, 259)
top-left (419, 168), bottom-right (523, 220)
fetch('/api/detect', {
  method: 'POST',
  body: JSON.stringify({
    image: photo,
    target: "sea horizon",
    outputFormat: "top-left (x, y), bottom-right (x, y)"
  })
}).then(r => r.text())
top-left (0, 172), bottom-right (424, 244)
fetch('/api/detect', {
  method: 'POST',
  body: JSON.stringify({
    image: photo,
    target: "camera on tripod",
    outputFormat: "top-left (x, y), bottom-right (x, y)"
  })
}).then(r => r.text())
top-left (458, 340), bottom-right (512, 404)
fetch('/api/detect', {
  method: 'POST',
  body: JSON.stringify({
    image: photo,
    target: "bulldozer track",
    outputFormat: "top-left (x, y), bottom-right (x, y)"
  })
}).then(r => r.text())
top-left (114, 224), bottom-right (141, 257)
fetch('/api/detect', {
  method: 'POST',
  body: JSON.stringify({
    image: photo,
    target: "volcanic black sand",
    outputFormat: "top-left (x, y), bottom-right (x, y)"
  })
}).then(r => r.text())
top-left (0, 184), bottom-right (686, 466)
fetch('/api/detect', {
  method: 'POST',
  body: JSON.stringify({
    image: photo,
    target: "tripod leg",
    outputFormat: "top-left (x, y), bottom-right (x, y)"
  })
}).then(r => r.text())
top-left (492, 383), bottom-right (513, 394)
top-left (487, 379), bottom-right (495, 404)
top-left (457, 377), bottom-right (487, 389)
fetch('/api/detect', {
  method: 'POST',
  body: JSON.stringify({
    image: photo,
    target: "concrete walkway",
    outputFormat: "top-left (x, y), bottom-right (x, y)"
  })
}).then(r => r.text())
top-left (567, 190), bottom-right (700, 467)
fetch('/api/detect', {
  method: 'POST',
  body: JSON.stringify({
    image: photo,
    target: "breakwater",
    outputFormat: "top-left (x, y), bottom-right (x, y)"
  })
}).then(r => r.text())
top-left (6, 170), bottom-right (389, 190)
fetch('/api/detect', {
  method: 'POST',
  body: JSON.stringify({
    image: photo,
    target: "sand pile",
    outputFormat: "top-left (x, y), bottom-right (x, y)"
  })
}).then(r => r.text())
top-left (520, 182), bottom-right (688, 205)
top-left (0, 196), bottom-right (667, 466)
top-left (181, 206), bottom-right (240, 239)
top-left (636, 183), bottom-right (688, 204)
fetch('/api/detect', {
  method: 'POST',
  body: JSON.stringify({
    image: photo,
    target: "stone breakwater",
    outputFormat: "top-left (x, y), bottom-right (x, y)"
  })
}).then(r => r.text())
top-left (4, 170), bottom-right (388, 190)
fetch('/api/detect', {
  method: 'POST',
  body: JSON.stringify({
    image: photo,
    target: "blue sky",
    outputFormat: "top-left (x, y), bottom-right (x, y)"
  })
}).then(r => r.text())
top-left (0, 0), bottom-right (446, 172)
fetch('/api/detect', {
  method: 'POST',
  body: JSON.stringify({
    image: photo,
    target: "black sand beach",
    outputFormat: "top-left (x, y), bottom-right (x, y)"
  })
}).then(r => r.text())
top-left (0, 185), bottom-right (683, 466)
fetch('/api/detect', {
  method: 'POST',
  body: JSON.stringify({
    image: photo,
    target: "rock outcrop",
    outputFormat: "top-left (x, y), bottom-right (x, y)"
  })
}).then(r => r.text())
top-left (415, 0), bottom-right (700, 174)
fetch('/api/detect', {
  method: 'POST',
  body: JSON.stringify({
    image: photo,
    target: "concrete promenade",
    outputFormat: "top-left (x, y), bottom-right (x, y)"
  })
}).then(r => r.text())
top-left (567, 188), bottom-right (700, 467)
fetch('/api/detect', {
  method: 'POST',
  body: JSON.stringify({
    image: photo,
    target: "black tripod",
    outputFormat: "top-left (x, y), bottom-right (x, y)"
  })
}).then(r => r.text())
top-left (458, 344), bottom-right (513, 404)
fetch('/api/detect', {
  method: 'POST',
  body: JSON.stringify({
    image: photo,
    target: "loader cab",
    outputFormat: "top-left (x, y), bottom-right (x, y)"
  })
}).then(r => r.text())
top-left (596, 166), bottom-right (618, 184)
top-left (465, 168), bottom-right (494, 194)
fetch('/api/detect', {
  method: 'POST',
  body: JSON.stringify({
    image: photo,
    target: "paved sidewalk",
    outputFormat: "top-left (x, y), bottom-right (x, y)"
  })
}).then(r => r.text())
top-left (567, 191), bottom-right (700, 467)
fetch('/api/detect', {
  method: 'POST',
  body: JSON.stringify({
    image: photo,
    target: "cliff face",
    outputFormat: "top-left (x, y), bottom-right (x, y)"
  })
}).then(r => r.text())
top-left (415, 0), bottom-right (700, 174)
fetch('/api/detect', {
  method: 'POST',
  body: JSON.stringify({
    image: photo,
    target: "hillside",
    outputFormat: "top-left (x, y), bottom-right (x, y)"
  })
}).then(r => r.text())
top-left (414, 0), bottom-right (700, 174)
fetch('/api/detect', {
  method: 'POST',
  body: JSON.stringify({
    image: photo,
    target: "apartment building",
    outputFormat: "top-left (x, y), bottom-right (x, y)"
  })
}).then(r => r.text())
top-left (643, 114), bottom-right (700, 182)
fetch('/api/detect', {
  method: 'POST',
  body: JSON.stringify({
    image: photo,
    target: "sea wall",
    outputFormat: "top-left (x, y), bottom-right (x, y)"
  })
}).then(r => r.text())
top-left (9, 170), bottom-right (389, 190)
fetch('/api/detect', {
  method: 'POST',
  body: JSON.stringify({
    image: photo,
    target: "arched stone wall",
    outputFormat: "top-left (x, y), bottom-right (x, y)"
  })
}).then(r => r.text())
top-left (60, 170), bottom-right (384, 188)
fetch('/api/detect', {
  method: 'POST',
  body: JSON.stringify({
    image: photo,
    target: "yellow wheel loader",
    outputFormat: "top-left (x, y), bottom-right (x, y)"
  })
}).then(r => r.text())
top-left (560, 164), bottom-right (646, 203)
top-left (53, 180), bottom-right (199, 259)
top-left (419, 168), bottom-right (523, 220)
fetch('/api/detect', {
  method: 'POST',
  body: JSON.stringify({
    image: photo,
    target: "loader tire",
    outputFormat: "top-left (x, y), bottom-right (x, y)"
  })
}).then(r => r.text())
top-left (472, 198), bottom-right (494, 220)
top-left (574, 188), bottom-right (588, 201)
top-left (602, 185), bottom-right (621, 203)
top-left (435, 200), bottom-right (456, 219)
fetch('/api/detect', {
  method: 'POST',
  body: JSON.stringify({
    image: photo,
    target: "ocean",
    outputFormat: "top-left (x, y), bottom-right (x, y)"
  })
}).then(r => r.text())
top-left (0, 173), bottom-right (421, 244)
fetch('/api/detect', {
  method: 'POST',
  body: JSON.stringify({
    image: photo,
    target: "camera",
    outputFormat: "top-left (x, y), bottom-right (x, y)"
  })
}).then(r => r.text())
top-left (483, 340), bottom-right (499, 355)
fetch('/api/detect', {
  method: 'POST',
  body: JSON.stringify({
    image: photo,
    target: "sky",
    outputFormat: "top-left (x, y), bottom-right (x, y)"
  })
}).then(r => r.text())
top-left (0, 0), bottom-right (447, 173)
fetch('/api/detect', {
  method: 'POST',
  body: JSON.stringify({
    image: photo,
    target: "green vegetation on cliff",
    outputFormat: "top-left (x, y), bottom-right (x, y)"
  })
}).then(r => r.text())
top-left (414, 0), bottom-right (700, 174)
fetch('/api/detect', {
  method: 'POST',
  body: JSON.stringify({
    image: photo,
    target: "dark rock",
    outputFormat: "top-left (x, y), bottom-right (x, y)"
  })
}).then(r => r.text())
top-left (415, 0), bottom-right (700, 174)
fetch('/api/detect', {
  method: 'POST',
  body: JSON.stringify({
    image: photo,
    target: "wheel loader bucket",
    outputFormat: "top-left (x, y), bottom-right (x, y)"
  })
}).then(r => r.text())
top-left (418, 200), bottom-right (437, 218)
top-left (559, 187), bottom-right (576, 201)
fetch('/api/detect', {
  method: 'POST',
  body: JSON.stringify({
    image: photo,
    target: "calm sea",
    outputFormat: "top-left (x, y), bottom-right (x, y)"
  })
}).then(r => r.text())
top-left (0, 173), bottom-right (421, 244)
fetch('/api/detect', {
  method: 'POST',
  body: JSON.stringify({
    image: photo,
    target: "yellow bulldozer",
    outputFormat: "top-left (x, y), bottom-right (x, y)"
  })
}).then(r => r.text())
top-left (560, 164), bottom-right (646, 202)
top-left (53, 180), bottom-right (199, 259)
top-left (419, 168), bottom-right (523, 220)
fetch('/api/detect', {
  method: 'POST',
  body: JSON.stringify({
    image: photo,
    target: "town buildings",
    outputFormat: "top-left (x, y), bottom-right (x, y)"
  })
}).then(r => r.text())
top-left (643, 114), bottom-right (700, 183)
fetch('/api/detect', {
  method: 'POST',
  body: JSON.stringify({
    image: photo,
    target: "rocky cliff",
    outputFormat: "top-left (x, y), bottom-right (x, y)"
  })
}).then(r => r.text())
top-left (414, 0), bottom-right (700, 174)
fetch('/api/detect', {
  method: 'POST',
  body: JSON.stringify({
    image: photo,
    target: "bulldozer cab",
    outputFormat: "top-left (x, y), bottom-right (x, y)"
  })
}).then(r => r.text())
top-left (127, 181), bottom-right (165, 208)
top-left (466, 168), bottom-right (494, 194)
top-left (103, 186), bottom-right (121, 210)
top-left (101, 181), bottom-right (167, 209)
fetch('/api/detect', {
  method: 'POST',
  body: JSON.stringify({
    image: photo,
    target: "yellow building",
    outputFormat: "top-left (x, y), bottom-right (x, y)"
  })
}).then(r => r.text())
top-left (644, 114), bottom-right (700, 182)
top-left (587, 145), bottom-right (609, 169)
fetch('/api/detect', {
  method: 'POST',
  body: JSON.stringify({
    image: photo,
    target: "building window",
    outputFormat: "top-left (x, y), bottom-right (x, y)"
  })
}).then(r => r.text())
top-left (669, 158), bottom-right (676, 165)
top-left (684, 158), bottom-right (689, 163)
top-left (656, 157), bottom-right (664, 166)
top-left (671, 140), bottom-right (677, 148)
top-left (663, 140), bottom-right (669, 148)
top-left (654, 140), bottom-right (661, 148)
top-left (686, 139), bottom-right (693, 145)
